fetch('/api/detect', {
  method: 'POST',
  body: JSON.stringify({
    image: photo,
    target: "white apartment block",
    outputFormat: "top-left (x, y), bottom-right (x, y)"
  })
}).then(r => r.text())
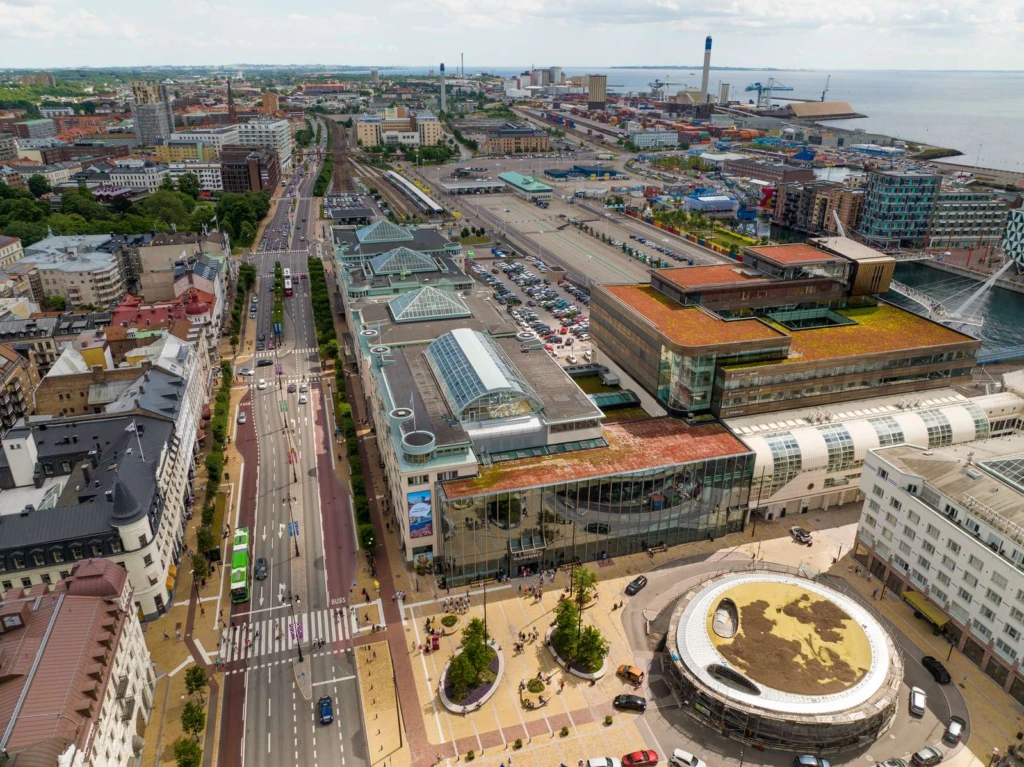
top-left (0, 234), bottom-right (23, 268)
top-left (172, 125), bottom-right (241, 154)
top-left (109, 162), bottom-right (170, 192)
top-left (237, 119), bottom-right (292, 171)
top-left (170, 161), bottom-right (223, 192)
top-left (856, 429), bottom-right (1024, 703)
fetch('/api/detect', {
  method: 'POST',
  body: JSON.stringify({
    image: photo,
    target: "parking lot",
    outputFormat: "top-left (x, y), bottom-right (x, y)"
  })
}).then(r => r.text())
top-left (465, 249), bottom-right (594, 366)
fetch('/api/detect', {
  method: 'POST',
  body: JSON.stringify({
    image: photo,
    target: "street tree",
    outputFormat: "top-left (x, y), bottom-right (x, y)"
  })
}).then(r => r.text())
top-left (184, 664), bottom-right (209, 704)
top-left (173, 738), bottom-right (202, 767)
top-left (27, 175), bottom-right (51, 198)
top-left (180, 701), bottom-right (206, 741)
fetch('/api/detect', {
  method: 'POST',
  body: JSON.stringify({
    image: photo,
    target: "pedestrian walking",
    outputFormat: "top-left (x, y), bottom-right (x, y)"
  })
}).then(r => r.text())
top-left (872, 587), bottom-right (879, 599)
top-left (164, 630), bottom-right (170, 639)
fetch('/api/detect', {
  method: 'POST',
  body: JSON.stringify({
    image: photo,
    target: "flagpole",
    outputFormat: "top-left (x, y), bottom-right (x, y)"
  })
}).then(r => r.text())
top-left (133, 418), bottom-right (146, 463)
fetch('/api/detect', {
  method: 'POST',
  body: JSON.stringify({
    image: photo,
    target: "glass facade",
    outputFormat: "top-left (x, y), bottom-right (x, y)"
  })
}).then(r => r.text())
top-left (869, 415), bottom-right (905, 447)
top-left (819, 424), bottom-right (857, 473)
top-left (764, 432), bottom-right (802, 496)
top-left (388, 285), bottom-right (471, 323)
top-left (920, 408), bottom-right (954, 447)
top-left (659, 347), bottom-right (774, 414)
top-left (437, 454), bottom-right (753, 585)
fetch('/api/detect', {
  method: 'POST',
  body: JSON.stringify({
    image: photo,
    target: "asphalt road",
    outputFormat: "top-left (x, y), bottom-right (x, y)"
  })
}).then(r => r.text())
top-left (217, 120), bottom-right (370, 767)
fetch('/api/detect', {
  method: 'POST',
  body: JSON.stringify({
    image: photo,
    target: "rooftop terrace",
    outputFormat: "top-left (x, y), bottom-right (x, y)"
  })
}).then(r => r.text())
top-left (746, 244), bottom-right (841, 265)
top-left (441, 417), bottom-right (750, 499)
top-left (656, 265), bottom-right (771, 291)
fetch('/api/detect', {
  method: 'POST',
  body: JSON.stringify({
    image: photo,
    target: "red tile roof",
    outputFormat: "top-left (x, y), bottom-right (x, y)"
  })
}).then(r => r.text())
top-left (603, 285), bottom-right (786, 348)
top-left (656, 265), bottom-right (770, 290)
top-left (441, 418), bottom-right (750, 498)
top-left (746, 244), bottom-right (840, 265)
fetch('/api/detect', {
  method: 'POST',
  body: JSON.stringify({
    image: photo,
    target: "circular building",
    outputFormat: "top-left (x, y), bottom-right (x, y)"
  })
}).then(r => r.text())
top-left (666, 570), bottom-right (902, 753)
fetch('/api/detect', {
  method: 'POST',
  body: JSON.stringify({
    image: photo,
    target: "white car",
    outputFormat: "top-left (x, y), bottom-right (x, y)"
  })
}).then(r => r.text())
top-left (586, 760), bottom-right (622, 767)
top-left (299, 383), bottom-right (309, 393)
top-left (257, 379), bottom-right (268, 390)
top-left (299, 395), bottom-right (308, 404)
top-left (239, 367), bottom-right (254, 376)
top-left (670, 750), bottom-right (706, 767)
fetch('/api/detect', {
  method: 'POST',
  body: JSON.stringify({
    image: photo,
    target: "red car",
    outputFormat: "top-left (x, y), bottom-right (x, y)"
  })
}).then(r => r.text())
top-left (623, 751), bottom-right (659, 767)
top-left (560, 327), bottom-right (568, 334)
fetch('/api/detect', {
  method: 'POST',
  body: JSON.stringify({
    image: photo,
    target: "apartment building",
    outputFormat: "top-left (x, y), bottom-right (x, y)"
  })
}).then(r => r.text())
top-left (856, 430), bottom-right (1024, 703)
top-left (928, 190), bottom-right (1012, 249)
top-left (261, 91), bottom-right (279, 114)
top-left (0, 344), bottom-right (37, 431)
top-left (0, 316), bottom-right (59, 375)
top-left (154, 138), bottom-right (219, 163)
top-left (354, 109), bottom-right (443, 148)
top-left (773, 181), bottom-right (837, 233)
top-left (0, 132), bottom-right (16, 161)
top-left (1005, 209), bottom-right (1024, 267)
top-left (38, 105), bottom-right (75, 117)
top-left (824, 187), bottom-right (865, 235)
top-left (170, 161), bottom-right (223, 192)
top-left (859, 169), bottom-right (941, 248)
top-left (108, 160), bottom-right (170, 192)
top-left (0, 234), bottom-right (23, 268)
top-left (724, 158), bottom-right (815, 184)
top-left (0, 560), bottom-right (155, 767)
top-left (12, 119), bottom-right (57, 139)
top-left (130, 81), bottom-right (175, 146)
top-left (482, 123), bottom-right (551, 154)
top-left (19, 161), bottom-right (81, 188)
top-left (21, 245), bottom-right (125, 309)
top-left (237, 118), bottom-right (292, 170)
top-left (0, 334), bottom-right (209, 618)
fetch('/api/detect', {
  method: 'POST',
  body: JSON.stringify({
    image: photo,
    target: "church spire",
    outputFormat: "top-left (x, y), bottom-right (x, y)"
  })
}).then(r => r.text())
top-left (227, 77), bottom-right (237, 124)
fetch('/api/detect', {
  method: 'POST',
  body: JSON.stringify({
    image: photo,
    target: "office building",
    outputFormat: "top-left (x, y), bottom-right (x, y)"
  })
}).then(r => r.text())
top-left (261, 91), bottom-right (279, 115)
top-left (0, 132), bottom-right (16, 161)
top-left (928, 190), bottom-right (1011, 249)
top-left (1005, 209), bottom-right (1024, 267)
top-left (220, 145), bottom-right (280, 193)
top-left (855, 427), bottom-right (1024, 702)
top-left (587, 74), bottom-right (607, 110)
top-left (108, 160), bottom-right (170, 192)
top-left (21, 234), bottom-right (127, 308)
top-left (38, 105), bottom-right (74, 117)
top-left (236, 118), bottom-right (292, 171)
top-left (39, 140), bottom-right (130, 165)
top-left (859, 169), bottom-right (941, 248)
top-left (170, 161), bottom-right (223, 192)
top-left (0, 333), bottom-right (209, 618)
top-left (172, 125), bottom-right (240, 154)
top-left (628, 129), bottom-right (679, 150)
top-left (129, 80), bottom-right (176, 146)
top-left (12, 119), bottom-right (57, 140)
top-left (20, 72), bottom-right (55, 86)
top-left (724, 158), bottom-right (815, 184)
top-left (0, 560), bottom-right (155, 766)
top-left (0, 234), bottom-right (24, 268)
top-left (591, 239), bottom-right (979, 419)
top-left (481, 122), bottom-right (551, 154)
top-left (728, 384), bottom-right (1024, 518)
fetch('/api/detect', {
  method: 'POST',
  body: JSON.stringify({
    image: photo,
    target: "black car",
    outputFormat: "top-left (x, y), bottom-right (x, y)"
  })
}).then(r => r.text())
top-left (258, 332), bottom-right (266, 341)
top-left (255, 557), bottom-right (268, 580)
top-left (612, 694), bottom-right (647, 712)
top-left (586, 523), bottom-right (610, 534)
top-left (922, 656), bottom-right (952, 684)
top-left (625, 576), bottom-right (648, 596)
top-left (257, 358), bottom-right (274, 367)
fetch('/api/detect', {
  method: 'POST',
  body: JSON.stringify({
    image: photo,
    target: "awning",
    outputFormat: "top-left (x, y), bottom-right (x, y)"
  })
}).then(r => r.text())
top-left (165, 574), bottom-right (176, 591)
top-left (168, 564), bottom-right (178, 577)
top-left (903, 589), bottom-right (949, 629)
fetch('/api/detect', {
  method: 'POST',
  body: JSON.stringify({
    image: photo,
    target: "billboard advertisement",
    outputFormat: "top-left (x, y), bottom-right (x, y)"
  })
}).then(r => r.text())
top-left (408, 490), bottom-right (433, 539)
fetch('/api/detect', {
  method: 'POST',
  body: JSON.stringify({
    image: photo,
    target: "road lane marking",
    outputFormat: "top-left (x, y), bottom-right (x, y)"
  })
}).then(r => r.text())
top-left (311, 675), bottom-right (355, 687)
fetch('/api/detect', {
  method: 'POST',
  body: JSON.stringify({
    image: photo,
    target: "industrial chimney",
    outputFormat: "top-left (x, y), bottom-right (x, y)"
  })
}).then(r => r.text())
top-left (700, 36), bottom-right (712, 104)
top-left (440, 63), bottom-right (447, 114)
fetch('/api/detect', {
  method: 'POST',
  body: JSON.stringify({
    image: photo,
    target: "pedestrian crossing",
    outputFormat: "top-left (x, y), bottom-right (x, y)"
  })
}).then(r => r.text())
top-left (218, 608), bottom-right (347, 664)
top-left (253, 347), bottom-right (320, 359)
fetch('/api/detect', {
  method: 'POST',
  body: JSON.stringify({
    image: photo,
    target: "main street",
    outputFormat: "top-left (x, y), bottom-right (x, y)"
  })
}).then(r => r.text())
top-left (217, 119), bottom-right (370, 767)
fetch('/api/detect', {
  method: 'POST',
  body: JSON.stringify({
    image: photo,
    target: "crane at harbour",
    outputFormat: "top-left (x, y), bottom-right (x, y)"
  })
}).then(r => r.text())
top-left (745, 79), bottom-right (793, 109)
top-left (821, 75), bottom-right (831, 102)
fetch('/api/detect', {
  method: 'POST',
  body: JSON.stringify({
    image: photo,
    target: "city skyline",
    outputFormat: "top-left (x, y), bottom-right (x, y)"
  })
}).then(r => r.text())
top-left (2, 0), bottom-right (1023, 70)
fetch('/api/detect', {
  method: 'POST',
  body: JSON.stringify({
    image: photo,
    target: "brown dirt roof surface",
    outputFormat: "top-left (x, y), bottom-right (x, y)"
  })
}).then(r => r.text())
top-left (441, 417), bottom-right (750, 498)
top-left (603, 285), bottom-right (786, 348)
top-left (746, 244), bottom-right (840, 264)
top-left (656, 265), bottom-right (770, 290)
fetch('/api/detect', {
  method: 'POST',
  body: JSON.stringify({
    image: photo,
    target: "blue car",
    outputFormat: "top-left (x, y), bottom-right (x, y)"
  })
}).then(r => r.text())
top-left (318, 696), bottom-right (334, 724)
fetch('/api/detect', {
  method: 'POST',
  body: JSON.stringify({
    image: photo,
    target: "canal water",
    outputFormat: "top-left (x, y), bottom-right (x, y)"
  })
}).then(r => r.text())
top-left (886, 263), bottom-right (1024, 356)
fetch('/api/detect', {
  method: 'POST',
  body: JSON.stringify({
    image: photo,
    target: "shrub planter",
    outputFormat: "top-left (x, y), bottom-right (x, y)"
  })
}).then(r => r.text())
top-left (439, 613), bottom-right (461, 635)
top-left (439, 646), bottom-right (505, 714)
top-left (544, 626), bottom-right (608, 680)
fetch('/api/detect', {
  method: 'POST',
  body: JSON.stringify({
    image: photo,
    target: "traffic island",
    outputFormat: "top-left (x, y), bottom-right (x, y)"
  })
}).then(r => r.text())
top-left (438, 646), bottom-right (505, 715)
top-left (544, 626), bottom-right (608, 681)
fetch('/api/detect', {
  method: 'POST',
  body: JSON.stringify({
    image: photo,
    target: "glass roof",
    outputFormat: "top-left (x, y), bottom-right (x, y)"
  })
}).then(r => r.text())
top-left (388, 286), bottom-right (471, 323)
top-left (426, 328), bottom-right (542, 421)
top-left (355, 219), bottom-right (415, 244)
top-left (979, 456), bottom-right (1024, 494)
top-left (370, 246), bottom-right (436, 275)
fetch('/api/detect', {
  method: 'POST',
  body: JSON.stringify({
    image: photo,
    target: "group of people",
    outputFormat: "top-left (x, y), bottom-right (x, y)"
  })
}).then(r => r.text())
top-left (389, 590), bottom-right (408, 603)
top-left (442, 595), bottom-right (471, 614)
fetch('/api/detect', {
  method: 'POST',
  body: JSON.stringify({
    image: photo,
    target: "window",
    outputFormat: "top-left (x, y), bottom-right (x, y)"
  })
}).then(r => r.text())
top-left (906, 483), bottom-right (919, 495)
top-left (947, 540), bottom-right (961, 554)
top-left (110, 540), bottom-right (122, 554)
top-left (904, 526), bottom-right (917, 541)
top-left (40, 573), bottom-right (51, 584)
top-left (968, 554), bottom-right (983, 571)
top-left (963, 572), bottom-right (978, 588)
top-left (143, 554), bottom-right (153, 567)
top-left (926, 524), bottom-right (940, 539)
top-left (438, 470), bottom-right (459, 481)
top-left (20, 577), bottom-right (31, 588)
top-left (886, 512), bottom-right (899, 525)
top-left (957, 587), bottom-right (973, 604)
top-left (818, 424), bottom-right (856, 473)
top-left (407, 475), bottom-right (429, 486)
top-left (90, 543), bottom-right (102, 557)
top-left (882, 527), bottom-right (894, 541)
top-left (980, 604), bottom-right (997, 621)
top-left (993, 572), bottom-right (1009, 590)
top-left (1006, 624), bottom-right (1021, 641)
top-left (930, 586), bottom-right (948, 603)
top-left (51, 549), bottom-right (64, 563)
top-left (59, 571), bottom-right (69, 580)
top-left (890, 498), bottom-right (902, 511)
top-left (864, 515), bottom-right (877, 528)
top-left (138, 535), bottom-right (147, 547)
top-left (872, 485), bottom-right (885, 498)
top-left (868, 499), bottom-right (881, 513)
top-left (1011, 606), bottom-right (1024, 624)
top-left (917, 555), bottom-right (931, 571)
top-left (878, 468), bottom-right (889, 481)
top-left (70, 544), bottom-right (83, 560)
top-left (32, 552), bottom-right (44, 567)
top-left (1, 580), bottom-right (11, 590)
top-left (973, 619), bottom-right (992, 639)
top-left (907, 510), bottom-right (920, 524)
top-left (12, 554), bottom-right (24, 569)
top-left (936, 571), bottom-right (951, 586)
top-left (986, 588), bottom-right (1003, 606)
top-left (997, 638), bottom-right (1018, 661)
top-left (899, 541), bottom-right (912, 555)
top-left (893, 554), bottom-right (909, 571)
top-left (922, 541), bottom-right (935, 555)
top-left (920, 408), bottom-right (954, 447)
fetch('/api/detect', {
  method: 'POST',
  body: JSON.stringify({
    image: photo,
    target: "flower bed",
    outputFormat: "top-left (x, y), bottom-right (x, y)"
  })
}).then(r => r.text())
top-left (544, 626), bottom-right (607, 680)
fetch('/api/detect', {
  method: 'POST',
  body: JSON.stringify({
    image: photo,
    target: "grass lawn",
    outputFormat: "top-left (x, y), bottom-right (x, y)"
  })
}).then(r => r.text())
top-left (458, 236), bottom-right (491, 245)
top-left (572, 374), bottom-right (621, 394)
top-left (600, 406), bottom-right (650, 423)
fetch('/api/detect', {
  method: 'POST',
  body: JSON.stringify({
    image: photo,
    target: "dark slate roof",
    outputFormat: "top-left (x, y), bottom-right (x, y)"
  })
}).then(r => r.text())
top-left (0, 415), bottom-right (172, 555)
top-left (105, 368), bottom-right (187, 420)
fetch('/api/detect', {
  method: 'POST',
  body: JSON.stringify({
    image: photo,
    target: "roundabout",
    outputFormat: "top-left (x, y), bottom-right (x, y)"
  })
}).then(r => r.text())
top-left (666, 570), bottom-right (902, 753)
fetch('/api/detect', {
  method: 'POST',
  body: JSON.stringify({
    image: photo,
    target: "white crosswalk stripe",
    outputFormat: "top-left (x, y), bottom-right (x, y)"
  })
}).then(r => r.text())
top-left (252, 347), bottom-right (319, 359)
top-left (218, 608), bottom-right (348, 664)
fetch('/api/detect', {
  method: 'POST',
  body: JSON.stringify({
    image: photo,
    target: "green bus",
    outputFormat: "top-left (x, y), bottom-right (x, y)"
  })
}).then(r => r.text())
top-left (230, 527), bottom-right (251, 603)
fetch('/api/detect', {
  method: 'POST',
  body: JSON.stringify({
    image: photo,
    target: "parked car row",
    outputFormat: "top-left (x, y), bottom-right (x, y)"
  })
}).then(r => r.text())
top-left (629, 233), bottom-right (694, 264)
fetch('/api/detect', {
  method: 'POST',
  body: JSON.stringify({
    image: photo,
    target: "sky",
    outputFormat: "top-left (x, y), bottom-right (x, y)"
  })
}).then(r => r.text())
top-left (2, 0), bottom-right (1023, 70)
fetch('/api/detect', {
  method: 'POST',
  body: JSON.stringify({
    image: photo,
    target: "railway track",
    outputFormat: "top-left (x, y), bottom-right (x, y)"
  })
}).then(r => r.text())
top-left (326, 118), bottom-right (355, 193)
top-left (347, 158), bottom-right (418, 219)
